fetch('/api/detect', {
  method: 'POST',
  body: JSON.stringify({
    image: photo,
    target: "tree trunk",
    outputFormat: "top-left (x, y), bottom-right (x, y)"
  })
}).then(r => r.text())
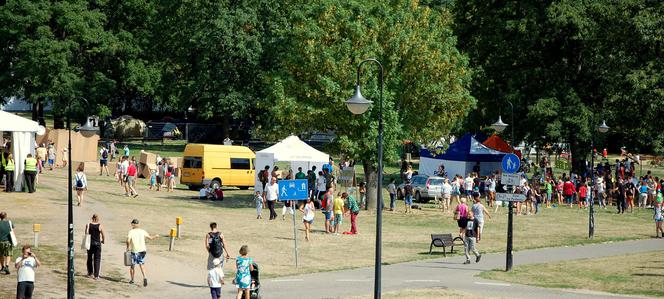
top-left (53, 112), bottom-right (65, 129)
top-left (363, 160), bottom-right (378, 211)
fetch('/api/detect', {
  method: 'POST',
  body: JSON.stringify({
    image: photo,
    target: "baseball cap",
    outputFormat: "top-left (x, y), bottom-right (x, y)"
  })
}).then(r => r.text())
top-left (213, 258), bottom-right (222, 266)
top-left (131, 219), bottom-right (139, 224)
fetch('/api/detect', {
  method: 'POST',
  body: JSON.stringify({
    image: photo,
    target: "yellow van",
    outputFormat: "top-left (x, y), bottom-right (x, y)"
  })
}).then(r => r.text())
top-left (181, 144), bottom-right (255, 190)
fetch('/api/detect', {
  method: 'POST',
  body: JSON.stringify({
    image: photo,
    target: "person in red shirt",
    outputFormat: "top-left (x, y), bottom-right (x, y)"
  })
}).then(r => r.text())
top-left (578, 182), bottom-right (588, 208)
top-left (563, 179), bottom-right (576, 208)
top-left (126, 162), bottom-right (139, 198)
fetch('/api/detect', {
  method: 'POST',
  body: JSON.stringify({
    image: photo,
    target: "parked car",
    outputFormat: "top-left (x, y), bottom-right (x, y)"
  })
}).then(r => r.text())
top-left (396, 175), bottom-right (445, 203)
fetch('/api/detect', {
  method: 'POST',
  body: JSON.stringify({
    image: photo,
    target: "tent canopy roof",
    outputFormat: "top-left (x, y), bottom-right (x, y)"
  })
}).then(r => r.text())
top-left (420, 133), bottom-right (509, 162)
top-left (0, 110), bottom-right (40, 132)
top-left (257, 135), bottom-right (329, 163)
top-left (483, 134), bottom-right (513, 153)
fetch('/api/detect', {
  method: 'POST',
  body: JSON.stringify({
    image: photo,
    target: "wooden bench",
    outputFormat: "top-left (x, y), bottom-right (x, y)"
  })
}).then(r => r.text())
top-left (429, 233), bottom-right (465, 256)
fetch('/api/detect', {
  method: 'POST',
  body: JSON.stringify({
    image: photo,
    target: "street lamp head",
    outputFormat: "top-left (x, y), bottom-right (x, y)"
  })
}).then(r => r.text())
top-left (598, 120), bottom-right (609, 134)
top-left (345, 85), bottom-right (373, 115)
top-left (77, 117), bottom-right (99, 137)
top-left (491, 115), bottom-right (509, 133)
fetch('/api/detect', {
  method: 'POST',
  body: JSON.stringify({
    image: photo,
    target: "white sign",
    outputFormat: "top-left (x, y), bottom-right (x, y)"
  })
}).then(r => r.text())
top-left (501, 173), bottom-right (521, 186)
top-left (496, 192), bottom-right (526, 202)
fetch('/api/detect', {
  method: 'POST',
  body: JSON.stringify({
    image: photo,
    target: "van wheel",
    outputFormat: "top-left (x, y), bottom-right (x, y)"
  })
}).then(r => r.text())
top-left (211, 179), bottom-right (222, 190)
top-left (238, 186), bottom-right (250, 190)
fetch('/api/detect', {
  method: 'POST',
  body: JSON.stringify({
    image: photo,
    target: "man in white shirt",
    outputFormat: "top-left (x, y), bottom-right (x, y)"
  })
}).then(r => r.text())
top-left (441, 178), bottom-right (453, 214)
top-left (316, 171), bottom-right (326, 200)
top-left (15, 245), bottom-right (41, 299)
top-left (126, 219), bottom-right (159, 287)
top-left (464, 174), bottom-right (474, 200)
top-left (265, 177), bottom-right (279, 220)
top-left (207, 258), bottom-right (224, 299)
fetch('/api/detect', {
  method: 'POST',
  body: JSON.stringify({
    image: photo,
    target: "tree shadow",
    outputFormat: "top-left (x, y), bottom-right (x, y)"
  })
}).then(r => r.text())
top-left (632, 273), bottom-right (664, 277)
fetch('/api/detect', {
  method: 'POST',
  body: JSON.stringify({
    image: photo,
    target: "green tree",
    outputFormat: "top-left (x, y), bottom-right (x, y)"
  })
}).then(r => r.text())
top-left (453, 0), bottom-right (664, 169)
top-left (261, 0), bottom-right (474, 208)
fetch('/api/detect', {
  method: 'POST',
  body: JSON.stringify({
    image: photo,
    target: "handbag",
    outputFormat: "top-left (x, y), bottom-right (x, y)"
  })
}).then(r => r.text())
top-left (9, 221), bottom-right (17, 247)
top-left (124, 251), bottom-right (134, 266)
top-left (81, 224), bottom-right (91, 250)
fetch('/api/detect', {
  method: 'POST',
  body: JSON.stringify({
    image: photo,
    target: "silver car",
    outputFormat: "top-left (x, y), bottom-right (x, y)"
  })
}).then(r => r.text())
top-left (396, 175), bottom-right (445, 203)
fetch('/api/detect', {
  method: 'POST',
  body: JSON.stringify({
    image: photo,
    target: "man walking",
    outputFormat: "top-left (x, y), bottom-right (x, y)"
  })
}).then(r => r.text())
top-left (15, 245), bottom-right (40, 299)
top-left (0, 212), bottom-right (14, 274)
top-left (99, 146), bottom-right (110, 176)
top-left (126, 219), bottom-right (159, 287)
top-left (205, 222), bottom-right (230, 270)
top-left (265, 177), bottom-right (279, 220)
top-left (463, 211), bottom-right (481, 264)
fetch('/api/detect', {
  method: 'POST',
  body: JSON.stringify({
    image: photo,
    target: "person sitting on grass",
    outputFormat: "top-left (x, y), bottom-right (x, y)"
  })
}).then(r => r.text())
top-left (199, 184), bottom-right (211, 200)
top-left (214, 187), bottom-right (224, 201)
top-left (463, 211), bottom-right (481, 265)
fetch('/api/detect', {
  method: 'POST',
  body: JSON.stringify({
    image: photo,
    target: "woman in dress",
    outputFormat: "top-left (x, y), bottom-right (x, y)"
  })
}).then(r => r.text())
top-left (74, 163), bottom-right (88, 206)
top-left (300, 197), bottom-right (315, 241)
top-left (235, 245), bottom-right (254, 299)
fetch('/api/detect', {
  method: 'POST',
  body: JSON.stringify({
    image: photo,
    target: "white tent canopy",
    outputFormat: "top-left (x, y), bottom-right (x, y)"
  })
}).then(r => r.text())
top-left (0, 110), bottom-right (41, 191)
top-left (254, 135), bottom-right (329, 191)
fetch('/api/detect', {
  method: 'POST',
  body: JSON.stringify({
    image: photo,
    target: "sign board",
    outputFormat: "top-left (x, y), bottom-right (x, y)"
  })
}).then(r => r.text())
top-left (496, 192), bottom-right (526, 202)
top-left (278, 179), bottom-right (309, 201)
top-left (502, 154), bottom-right (520, 174)
top-left (501, 173), bottom-right (521, 186)
top-left (338, 168), bottom-right (356, 187)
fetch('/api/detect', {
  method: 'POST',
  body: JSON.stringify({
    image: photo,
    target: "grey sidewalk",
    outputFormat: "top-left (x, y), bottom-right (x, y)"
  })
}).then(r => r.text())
top-left (261, 239), bottom-right (663, 299)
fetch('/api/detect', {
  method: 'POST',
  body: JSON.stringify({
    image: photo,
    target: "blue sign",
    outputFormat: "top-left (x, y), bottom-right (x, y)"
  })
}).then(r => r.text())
top-left (278, 179), bottom-right (309, 201)
top-left (502, 154), bottom-right (520, 174)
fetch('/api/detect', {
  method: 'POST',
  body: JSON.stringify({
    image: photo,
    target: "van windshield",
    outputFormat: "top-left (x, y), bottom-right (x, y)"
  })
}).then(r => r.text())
top-left (183, 157), bottom-right (202, 168)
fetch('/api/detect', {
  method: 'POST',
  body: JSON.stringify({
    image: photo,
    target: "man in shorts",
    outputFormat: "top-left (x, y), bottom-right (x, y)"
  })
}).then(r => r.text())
top-left (323, 187), bottom-right (334, 233)
top-left (332, 193), bottom-right (345, 234)
top-left (126, 219), bottom-right (159, 287)
top-left (99, 146), bottom-right (110, 176)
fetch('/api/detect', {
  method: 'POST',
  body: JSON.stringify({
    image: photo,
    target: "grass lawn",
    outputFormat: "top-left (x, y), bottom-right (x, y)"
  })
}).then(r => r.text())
top-left (344, 287), bottom-right (488, 299)
top-left (479, 250), bottom-right (664, 298)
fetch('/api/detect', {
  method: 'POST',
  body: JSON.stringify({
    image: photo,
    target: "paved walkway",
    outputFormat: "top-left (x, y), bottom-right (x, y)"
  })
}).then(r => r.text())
top-left (262, 239), bottom-right (663, 298)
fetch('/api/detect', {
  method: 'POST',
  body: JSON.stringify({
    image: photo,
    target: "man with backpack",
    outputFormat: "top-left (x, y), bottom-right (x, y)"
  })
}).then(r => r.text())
top-left (258, 165), bottom-right (270, 198)
top-left (205, 222), bottom-right (230, 270)
top-left (99, 146), bottom-right (110, 176)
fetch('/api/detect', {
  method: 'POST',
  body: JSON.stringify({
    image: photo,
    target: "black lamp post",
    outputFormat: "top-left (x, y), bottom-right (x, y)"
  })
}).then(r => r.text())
top-left (345, 58), bottom-right (383, 299)
top-left (491, 101), bottom-right (514, 271)
top-left (67, 97), bottom-right (95, 299)
top-left (589, 120), bottom-right (609, 239)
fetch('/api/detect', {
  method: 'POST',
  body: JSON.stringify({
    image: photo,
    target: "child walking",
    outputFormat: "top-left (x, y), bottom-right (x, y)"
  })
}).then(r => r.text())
top-left (148, 169), bottom-right (156, 190)
top-left (654, 200), bottom-right (663, 238)
top-left (235, 245), bottom-right (254, 299)
top-left (463, 211), bottom-right (482, 264)
top-left (207, 258), bottom-right (225, 299)
top-left (254, 191), bottom-right (263, 219)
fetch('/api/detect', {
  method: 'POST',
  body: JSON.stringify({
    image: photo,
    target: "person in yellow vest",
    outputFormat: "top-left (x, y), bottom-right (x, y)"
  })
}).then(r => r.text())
top-left (3, 154), bottom-right (14, 192)
top-left (24, 154), bottom-right (38, 193)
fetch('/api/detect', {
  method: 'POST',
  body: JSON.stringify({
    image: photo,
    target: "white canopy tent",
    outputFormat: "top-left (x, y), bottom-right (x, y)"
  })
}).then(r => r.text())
top-left (254, 135), bottom-right (329, 191)
top-left (0, 110), bottom-right (42, 191)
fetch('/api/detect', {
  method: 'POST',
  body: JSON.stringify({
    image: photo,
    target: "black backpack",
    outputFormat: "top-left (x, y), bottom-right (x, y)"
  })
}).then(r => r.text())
top-left (208, 232), bottom-right (223, 258)
top-left (75, 174), bottom-right (84, 188)
top-left (102, 150), bottom-right (108, 159)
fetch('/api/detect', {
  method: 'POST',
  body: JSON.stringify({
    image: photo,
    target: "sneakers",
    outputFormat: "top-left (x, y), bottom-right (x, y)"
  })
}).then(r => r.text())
top-left (129, 280), bottom-right (134, 284)
top-left (143, 278), bottom-right (148, 287)
top-left (476, 254), bottom-right (482, 263)
top-left (463, 260), bottom-right (470, 264)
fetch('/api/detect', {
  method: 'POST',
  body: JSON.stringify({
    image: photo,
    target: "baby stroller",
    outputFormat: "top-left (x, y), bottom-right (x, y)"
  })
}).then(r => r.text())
top-left (250, 262), bottom-right (261, 299)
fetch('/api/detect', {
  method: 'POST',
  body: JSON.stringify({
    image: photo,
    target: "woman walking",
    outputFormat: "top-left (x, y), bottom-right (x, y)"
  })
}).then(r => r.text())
top-left (74, 163), bottom-right (88, 206)
top-left (454, 197), bottom-right (469, 237)
top-left (300, 197), bottom-right (315, 241)
top-left (235, 245), bottom-right (254, 299)
top-left (86, 214), bottom-right (105, 279)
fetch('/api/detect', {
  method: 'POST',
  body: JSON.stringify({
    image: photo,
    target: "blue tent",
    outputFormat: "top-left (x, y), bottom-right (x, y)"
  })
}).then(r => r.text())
top-left (420, 133), bottom-right (509, 177)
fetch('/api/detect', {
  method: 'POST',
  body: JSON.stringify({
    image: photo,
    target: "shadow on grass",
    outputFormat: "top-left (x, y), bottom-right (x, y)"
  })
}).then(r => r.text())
top-left (159, 194), bottom-right (261, 209)
top-left (632, 273), bottom-right (664, 277)
top-left (166, 281), bottom-right (208, 288)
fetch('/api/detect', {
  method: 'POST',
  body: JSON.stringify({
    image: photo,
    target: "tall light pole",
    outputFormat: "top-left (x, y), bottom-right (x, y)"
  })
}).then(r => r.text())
top-left (67, 97), bottom-right (95, 299)
top-left (345, 58), bottom-right (384, 299)
top-left (589, 120), bottom-right (609, 239)
top-left (491, 100), bottom-right (514, 271)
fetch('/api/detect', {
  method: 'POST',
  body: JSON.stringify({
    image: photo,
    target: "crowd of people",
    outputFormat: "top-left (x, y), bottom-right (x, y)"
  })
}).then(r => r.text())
top-left (256, 159), bottom-right (362, 239)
